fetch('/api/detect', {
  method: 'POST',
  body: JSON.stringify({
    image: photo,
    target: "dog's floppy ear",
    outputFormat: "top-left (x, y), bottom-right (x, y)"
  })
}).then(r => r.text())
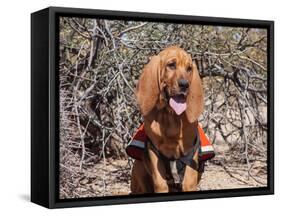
top-left (186, 62), bottom-right (204, 123)
top-left (136, 56), bottom-right (161, 116)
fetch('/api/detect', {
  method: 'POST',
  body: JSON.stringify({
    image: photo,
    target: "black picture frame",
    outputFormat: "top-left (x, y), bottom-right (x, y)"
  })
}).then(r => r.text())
top-left (31, 6), bottom-right (274, 209)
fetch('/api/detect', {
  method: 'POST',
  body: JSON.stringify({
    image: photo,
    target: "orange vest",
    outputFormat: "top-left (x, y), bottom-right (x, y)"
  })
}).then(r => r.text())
top-left (126, 124), bottom-right (215, 162)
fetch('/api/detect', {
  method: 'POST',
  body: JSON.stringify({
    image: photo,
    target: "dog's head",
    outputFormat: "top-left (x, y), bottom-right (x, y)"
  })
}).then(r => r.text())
top-left (136, 46), bottom-right (203, 123)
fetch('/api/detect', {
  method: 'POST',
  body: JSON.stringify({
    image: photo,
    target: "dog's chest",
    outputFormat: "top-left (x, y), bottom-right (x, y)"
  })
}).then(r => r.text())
top-left (149, 114), bottom-right (182, 139)
top-left (145, 113), bottom-right (185, 149)
top-left (144, 111), bottom-right (197, 158)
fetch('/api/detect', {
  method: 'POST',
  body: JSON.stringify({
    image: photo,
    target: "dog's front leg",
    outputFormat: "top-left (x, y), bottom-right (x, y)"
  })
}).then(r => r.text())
top-left (146, 148), bottom-right (169, 193)
top-left (182, 165), bottom-right (198, 191)
top-left (181, 151), bottom-right (199, 191)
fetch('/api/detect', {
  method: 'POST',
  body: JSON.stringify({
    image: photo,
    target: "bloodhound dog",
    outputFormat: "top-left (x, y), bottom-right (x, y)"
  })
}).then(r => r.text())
top-left (131, 46), bottom-right (204, 194)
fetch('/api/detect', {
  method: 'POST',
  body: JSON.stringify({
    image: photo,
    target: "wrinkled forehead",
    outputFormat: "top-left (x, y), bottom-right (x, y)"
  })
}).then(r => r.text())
top-left (159, 48), bottom-right (192, 66)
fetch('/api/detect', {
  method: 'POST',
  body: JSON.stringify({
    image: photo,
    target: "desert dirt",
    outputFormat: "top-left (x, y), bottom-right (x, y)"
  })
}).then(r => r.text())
top-left (67, 140), bottom-right (267, 198)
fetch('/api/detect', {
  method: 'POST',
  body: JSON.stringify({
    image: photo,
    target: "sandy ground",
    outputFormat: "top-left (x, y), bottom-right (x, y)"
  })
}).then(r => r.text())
top-left (60, 140), bottom-right (267, 198)
top-left (69, 160), bottom-right (266, 199)
top-left (70, 159), bottom-right (266, 198)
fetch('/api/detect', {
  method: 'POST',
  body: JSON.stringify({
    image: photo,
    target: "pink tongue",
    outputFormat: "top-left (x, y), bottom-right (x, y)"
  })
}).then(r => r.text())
top-left (169, 97), bottom-right (187, 115)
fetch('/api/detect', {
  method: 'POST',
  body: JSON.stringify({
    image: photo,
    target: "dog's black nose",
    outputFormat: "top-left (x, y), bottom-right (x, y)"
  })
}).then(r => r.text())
top-left (178, 79), bottom-right (189, 90)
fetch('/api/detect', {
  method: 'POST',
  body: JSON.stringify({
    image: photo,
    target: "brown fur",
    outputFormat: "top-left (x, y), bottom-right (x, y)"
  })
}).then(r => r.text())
top-left (131, 46), bottom-right (204, 194)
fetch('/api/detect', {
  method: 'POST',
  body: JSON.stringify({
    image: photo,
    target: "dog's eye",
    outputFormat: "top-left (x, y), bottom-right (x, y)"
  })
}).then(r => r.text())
top-left (167, 62), bottom-right (176, 70)
top-left (186, 66), bottom-right (192, 73)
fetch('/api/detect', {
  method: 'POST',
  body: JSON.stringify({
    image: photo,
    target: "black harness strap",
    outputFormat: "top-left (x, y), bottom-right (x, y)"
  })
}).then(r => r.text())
top-left (179, 133), bottom-right (200, 170)
top-left (146, 129), bottom-right (201, 191)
